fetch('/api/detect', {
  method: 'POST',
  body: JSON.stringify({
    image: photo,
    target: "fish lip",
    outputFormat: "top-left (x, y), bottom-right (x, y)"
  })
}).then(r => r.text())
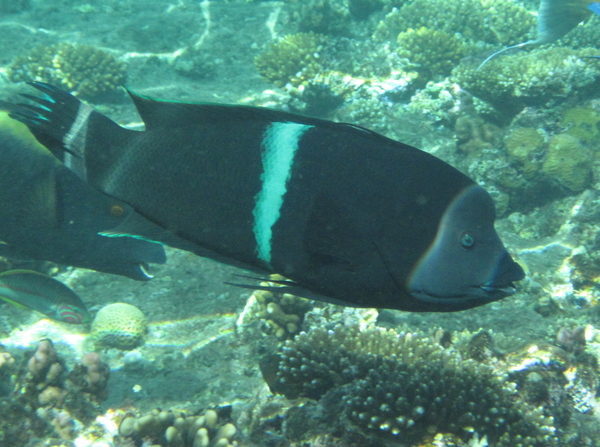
top-left (411, 281), bottom-right (517, 302)
top-left (478, 283), bottom-right (517, 296)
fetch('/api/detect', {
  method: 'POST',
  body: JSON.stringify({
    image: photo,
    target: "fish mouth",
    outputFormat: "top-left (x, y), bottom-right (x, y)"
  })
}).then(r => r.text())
top-left (478, 283), bottom-right (517, 296)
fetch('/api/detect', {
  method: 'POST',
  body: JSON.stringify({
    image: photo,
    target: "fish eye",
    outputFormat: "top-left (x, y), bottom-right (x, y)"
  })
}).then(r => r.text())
top-left (110, 204), bottom-right (125, 217)
top-left (460, 232), bottom-right (475, 249)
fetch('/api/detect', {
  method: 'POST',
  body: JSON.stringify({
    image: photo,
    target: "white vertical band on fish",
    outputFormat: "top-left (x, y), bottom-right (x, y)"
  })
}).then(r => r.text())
top-left (63, 102), bottom-right (93, 181)
top-left (253, 122), bottom-right (312, 265)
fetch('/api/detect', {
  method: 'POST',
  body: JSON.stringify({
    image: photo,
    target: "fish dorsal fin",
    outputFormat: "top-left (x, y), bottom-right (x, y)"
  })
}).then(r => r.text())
top-left (537, 0), bottom-right (593, 44)
top-left (126, 89), bottom-right (327, 130)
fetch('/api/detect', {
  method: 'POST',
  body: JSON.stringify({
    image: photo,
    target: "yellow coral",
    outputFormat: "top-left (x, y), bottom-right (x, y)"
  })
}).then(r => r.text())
top-left (504, 127), bottom-right (544, 176)
top-left (561, 107), bottom-right (600, 145)
top-left (542, 134), bottom-right (591, 192)
top-left (91, 303), bottom-right (146, 350)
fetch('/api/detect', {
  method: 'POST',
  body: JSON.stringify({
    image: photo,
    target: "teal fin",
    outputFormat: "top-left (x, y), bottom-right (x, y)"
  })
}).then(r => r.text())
top-left (537, 0), bottom-right (592, 44)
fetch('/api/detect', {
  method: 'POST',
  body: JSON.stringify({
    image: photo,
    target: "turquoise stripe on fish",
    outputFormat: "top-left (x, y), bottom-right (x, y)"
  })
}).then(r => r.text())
top-left (253, 122), bottom-right (313, 265)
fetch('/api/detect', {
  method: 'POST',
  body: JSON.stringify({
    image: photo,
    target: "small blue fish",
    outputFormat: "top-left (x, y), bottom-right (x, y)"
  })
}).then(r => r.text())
top-left (0, 270), bottom-right (89, 324)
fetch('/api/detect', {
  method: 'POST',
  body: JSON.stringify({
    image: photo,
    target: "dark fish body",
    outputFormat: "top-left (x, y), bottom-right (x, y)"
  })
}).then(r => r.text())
top-left (13, 83), bottom-right (524, 312)
top-left (0, 110), bottom-right (166, 280)
top-left (0, 269), bottom-right (89, 324)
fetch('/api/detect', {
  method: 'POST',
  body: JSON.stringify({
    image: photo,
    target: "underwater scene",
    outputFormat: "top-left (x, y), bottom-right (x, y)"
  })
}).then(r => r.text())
top-left (2, 0), bottom-right (600, 445)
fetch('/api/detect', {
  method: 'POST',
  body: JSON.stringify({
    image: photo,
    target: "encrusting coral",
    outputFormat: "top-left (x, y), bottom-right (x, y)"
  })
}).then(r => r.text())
top-left (8, 42), bottom-right (126, 98)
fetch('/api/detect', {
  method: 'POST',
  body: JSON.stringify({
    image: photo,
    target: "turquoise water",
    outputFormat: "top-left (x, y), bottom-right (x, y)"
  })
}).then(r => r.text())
top-left (0, 0), bottom-right (600, 446)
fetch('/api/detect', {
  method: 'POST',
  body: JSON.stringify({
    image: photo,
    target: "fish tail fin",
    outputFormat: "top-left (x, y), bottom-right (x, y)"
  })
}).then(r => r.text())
top-left (537, 0), bottom-right (593, 44)
top-left (477, 41), bottom-right (532, 70)
top-left (10, 82), bottom-right (131, 181)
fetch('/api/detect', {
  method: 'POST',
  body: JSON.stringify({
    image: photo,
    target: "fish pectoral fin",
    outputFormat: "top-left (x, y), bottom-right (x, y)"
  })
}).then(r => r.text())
top-left (226, 275), bottom-right (357, 307)
top-left (304, 194), bottom-right (363, 272)
top-left (19, 167), bottom-right (60, 229)
top-left (0, 295), bottom-right (30, 310)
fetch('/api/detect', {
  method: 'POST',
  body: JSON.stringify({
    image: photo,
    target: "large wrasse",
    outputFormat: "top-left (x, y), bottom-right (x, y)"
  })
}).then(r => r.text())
top-left (11, 82), bottom-right (525, 312)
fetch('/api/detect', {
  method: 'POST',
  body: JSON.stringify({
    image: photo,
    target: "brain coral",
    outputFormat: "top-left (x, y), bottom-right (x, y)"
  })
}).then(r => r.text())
top-left (542, 133), bottom-right (592, 192)
top-left (263, 325), bottom-right (558, 446)
top-left (504, 127), bottom-right (545, 176)
top-left (8, 43), bottom-right (126, 98)
top-left (91, 303), bottom-right (146, 350)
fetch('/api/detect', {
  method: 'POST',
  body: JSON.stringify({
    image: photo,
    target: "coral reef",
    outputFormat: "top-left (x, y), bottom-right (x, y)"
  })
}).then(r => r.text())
top-left (254, 32), bottom-right (327, 87)
top-left (91, 302), bottom-right (147, 350)
top-left (7, 42), bottom-right (126, 99)
top-left (259, 325), bottom-right (559, 445)
top-left (542, 134), bottom-right (592, 192)
top-left (236, 276), bottom-right (313, 339)
top-left (118, 407), bottom-right (238, 447)
top-left (396, 27), bottom-right (466, 80)
top-left (373, 0), bottom-right (534, 46)
top-left (452, 47), bottom-right (600, 117)
top-left (288, 0), bottom-right (352, 35)
top-left (504, 127), bottom-right (545, 176)
top-left (0, 339), bottom-right (110, 445)
top-left (560, 106), bottom-right (600, 144)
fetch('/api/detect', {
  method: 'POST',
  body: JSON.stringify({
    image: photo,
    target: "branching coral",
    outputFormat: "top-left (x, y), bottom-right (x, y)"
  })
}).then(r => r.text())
top-left (254, 32), bottom-right (327, 87)
top-left (396, 27), bottom-right (467, 79)
top-left (453, 47), bottom-right (600, 115)
top-left (262, 325), bottom-right (559, 446)
top-left (8, 43), bottom-right (126, 98)
top-left (374, 0), bottom-right (534, 46)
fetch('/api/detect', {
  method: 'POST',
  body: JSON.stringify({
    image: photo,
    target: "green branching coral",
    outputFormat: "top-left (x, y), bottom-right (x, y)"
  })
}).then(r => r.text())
top-left (262, 325), bottom-right (559, 446)
top-left (453, 47), bottom-right (600, 115)
top-left (374, 0), bottom-right (534, 46)
top-left (542, 133), bottom-right (592, 192)
top-left (397, 27), bottom-right (467, 79)
top-left (559, 18), bottom-right (600, 50)
top-left (254, 32), bottom-right (326, 87)
top-left (8, 43), bottom-right (126, 99)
